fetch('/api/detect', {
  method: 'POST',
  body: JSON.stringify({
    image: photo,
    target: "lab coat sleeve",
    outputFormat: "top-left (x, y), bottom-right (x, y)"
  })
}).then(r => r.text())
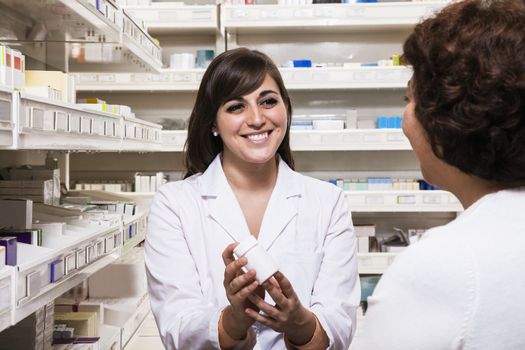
top-left (145, 185), bottom-right (256, 350)
top-left (310, 189), bottom-right (360, 350)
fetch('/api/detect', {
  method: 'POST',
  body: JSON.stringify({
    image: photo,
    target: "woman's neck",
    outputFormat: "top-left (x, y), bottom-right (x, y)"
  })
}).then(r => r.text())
top-left (440, 168), bottom-right (504, 209)
top-left (221, 154), bottom-right (278, 193)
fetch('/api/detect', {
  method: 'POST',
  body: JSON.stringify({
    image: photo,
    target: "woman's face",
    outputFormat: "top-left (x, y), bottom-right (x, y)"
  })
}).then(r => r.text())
top-left (215, 74), bottom-right (288, 166)
top-left (402, 88), bottom-right (445, 186)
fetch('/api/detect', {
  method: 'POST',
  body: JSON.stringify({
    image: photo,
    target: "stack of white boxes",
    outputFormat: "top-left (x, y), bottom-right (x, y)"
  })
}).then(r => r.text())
top-left (134, 172), bottom-right (166, 193)
top-left (355, 225), bottom-right (376, 253)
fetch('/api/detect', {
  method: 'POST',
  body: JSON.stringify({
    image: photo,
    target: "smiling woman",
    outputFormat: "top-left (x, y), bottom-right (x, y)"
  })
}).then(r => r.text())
top-left (144, 48), bottom-right (360, 350)
top-left (215, 74), bottom-right (288, 168)
top-left (184, 48), bottom-right (294, 178)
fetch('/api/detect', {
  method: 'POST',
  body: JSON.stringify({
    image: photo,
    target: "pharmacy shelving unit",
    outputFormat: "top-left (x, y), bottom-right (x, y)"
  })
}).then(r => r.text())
top-left (122, 210), bottom-right (148, 254)
top-left (0, 91), bottom-right (163, 151)
top-left (12, 220), bottom-right (122, 325)
top-left (162, 129), bottom-right (411, 152)
top-left (74, 69), bottom-right (205, 92)
top-left (16, 93), bottom-right (123, 151)
top-left (0, 0), bottom-right (162, 72)
top-left (0, 85), bottom-right (15, 148)
top-left (347, 190), bottom-right (462, 213)
top-left (0, 195), bottom-right (150, 331)
top-left (74, 66), bottom-right (411, 92)
top-left (221, 2), bottom-right (449, 33)
top-left (123, 4), bottom-right (219, 35)
top-left (56, 292), bottom-right (151, 350)
top-left (121, 116), bottom-right (163, 152)
top-left (0, 266), bottom-right (14, 333)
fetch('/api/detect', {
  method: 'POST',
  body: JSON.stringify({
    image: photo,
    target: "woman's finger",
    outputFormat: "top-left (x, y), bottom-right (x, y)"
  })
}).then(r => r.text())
top-left (228, 269), bottom-right (256, 295)
top-left (273, 271), bottom-right (295, 298)
top-left (244, 308), bottom-right (277, 329)
top-left (223, 256), bottom-right (246, 287)
top-left (263, 277), bottom-right (288, 309)
top-left (236, 280), bottom-right (259, 299)
top-left (222, 242), bottom-right (239, 266)
top-left (247, 294), bottom-right (281, 320)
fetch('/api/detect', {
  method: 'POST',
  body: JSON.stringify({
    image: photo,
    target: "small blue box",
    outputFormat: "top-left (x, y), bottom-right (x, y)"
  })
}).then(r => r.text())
top-left (387, 117), bottom-right (397, 129)
top-left (50, 259), bottom-right (64, 283)
top-left (293, 60), bottom-right (312, 68)
top-left (377, 117), bottom-right (388, 129)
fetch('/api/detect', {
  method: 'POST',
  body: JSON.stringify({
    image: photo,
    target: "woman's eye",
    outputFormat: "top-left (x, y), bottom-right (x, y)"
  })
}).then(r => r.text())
top-left (261, 98), bottom-right (278, 107)
top-left (403, 95), bottom-right (410, 103)
top-left (226, 103), bottom-right (244, 113)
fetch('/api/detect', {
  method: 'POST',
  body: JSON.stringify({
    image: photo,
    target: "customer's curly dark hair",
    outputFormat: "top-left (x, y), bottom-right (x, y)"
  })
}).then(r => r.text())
top-left (403, 0), bottom-right (525, 183)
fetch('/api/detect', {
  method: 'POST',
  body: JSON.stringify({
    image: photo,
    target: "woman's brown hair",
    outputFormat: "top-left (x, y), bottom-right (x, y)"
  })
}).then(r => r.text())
top-left (184, 48), bottom-right (294, 178)
top-left (403, 0), bottom-right (525, 183)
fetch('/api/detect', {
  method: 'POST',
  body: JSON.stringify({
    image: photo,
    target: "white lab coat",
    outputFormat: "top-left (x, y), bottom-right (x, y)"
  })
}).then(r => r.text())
top-left (145, 155), bottom-right (360, 350)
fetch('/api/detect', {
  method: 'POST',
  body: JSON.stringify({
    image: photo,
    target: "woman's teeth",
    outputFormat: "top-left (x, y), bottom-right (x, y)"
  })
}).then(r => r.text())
top-left (247, 132), bottom-right (268, 141)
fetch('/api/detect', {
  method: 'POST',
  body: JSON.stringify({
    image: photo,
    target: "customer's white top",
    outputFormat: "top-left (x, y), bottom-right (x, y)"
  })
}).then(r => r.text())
top-left (145, 155), bottom-right (360, 350)
top-left (361, 187), bottom-right (525, 350)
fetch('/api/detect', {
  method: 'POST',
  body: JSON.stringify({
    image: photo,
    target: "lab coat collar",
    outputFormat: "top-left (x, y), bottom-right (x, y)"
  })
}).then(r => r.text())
top-left (199, 154), bottom-right (302, 249)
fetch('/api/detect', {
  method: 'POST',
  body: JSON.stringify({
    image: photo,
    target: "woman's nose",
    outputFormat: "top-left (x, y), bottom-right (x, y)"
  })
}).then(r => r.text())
top-left (246, 106), bottom-right (266, 128)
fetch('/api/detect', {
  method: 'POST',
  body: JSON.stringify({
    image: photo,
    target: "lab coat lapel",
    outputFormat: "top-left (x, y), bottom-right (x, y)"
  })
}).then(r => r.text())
top-left (258, 159), bottom-right (302, 251)
top-left (199, 155), bottom-right (251, 243)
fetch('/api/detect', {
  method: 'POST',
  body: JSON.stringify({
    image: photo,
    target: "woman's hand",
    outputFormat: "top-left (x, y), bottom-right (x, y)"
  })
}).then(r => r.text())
top-left (245, 271), bottom-right (317, 345)
top-left (221, 243), bottom-right (265, 340)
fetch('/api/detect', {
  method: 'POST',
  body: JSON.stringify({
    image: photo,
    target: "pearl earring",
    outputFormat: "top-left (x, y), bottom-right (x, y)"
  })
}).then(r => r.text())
top-left (212, 130), bottom-right (219, 137)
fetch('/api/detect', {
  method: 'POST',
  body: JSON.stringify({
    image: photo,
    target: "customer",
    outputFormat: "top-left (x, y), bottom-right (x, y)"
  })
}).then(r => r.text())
top-left (361, 0), bottom-right (525, 349)
top-left (145, 48), bottom-right (360, 350)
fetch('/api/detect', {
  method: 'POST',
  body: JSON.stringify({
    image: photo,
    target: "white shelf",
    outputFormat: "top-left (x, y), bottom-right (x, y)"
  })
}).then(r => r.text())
top-left (16, 92), bottom-right (124, 151)
top-left (124, 5), bottom-right (218, 35)
top-left (0, 266), bottom-right (14, 334)
top-left (161, 130), bottom-right (187, 152)
top-left (121, 116), bottom-right (162, 152)
top-left (13, 223), bottom-right (122, 323)
top-left (290, 129), bottom-right (410, 151)
top-left (0, 91), bottom-right (163, 152)
top-left (0, 0), bottom-right (162, 72)
top-left (56, 294), bottom-right (150, 350)
top-left (3, 196), bottom-right (149, 328)
top-left (75, 69), bottom-right (202, 92)
top-left (122, 211), bottom-right (148, 254)
top-left (0, 85), bottom-right (15, 148)
top-left (99, 323), bottom-right (122, 350)
top-left (346, 190), bottom-right (463, 212)
top-left (358, 252), bottom-right (397, 274)
top-left (121, 11), bottom-right (164, 71)
top-left (161, 129), bottom-right (410, 152)
top-left (281, 66), bottom-right (412, 90)
top-left (74, 66), bottom-right (410, 91)
top-left (222, 2), bottom-right (450, 33)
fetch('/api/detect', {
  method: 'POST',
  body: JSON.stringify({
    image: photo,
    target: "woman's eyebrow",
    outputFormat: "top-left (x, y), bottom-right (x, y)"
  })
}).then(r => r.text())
top-left (259, 90), bottom-right (279, 97)
top-left (224, 96), bottom-right (245, 104)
